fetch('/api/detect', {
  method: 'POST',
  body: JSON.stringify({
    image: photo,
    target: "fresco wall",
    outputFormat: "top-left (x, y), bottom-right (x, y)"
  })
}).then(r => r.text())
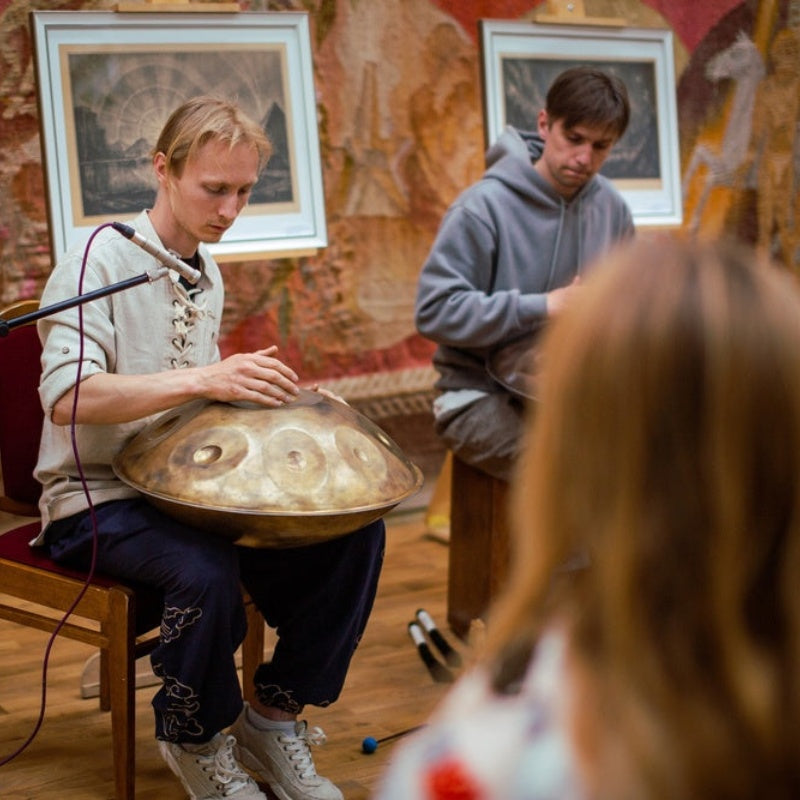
top-left (1, 0), bottom-right (799, 411)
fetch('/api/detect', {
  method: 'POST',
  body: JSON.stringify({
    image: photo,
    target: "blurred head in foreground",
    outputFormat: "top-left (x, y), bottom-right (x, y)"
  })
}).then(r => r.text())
top-left (489, 235), bottom-right (800, 799)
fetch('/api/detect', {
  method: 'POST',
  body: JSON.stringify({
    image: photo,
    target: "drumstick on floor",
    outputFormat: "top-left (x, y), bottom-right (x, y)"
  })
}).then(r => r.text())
top-left (407, 622), bottom-right (454, 683)
top-left (415, 608), bottom-right (462, 668)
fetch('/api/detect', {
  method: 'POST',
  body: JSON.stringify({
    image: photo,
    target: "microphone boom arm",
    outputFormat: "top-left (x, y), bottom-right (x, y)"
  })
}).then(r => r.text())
top-left (0, 270), bottom-right (166, 337)
top-left (1, 220), bottom-right (195, 338)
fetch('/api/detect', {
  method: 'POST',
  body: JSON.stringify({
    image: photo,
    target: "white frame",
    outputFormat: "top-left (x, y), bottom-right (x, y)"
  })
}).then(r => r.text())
top-left (31, 10), bottom-right (327, 263)
top-left (480, 21), bottom-right (682, 228)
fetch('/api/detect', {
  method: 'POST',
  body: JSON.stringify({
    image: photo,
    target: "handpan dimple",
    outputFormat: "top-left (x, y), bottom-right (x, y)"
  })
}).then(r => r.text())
top-left (264, 428), bottom-right (327, 494)
top-left (335, 426), bottom-right (388, 482)
top-left (167, 427), bottom-right (249, 478)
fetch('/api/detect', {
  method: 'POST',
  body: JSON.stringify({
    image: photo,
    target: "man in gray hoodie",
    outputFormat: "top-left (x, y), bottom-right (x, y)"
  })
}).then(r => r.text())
top-left (415, 66), bottom-right (634, 482)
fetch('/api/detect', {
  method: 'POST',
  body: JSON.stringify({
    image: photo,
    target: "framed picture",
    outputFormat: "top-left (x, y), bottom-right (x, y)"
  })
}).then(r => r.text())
top-left (480, 21), bottom-right (682, 228)
top-left (30, 10), bottom-right (327, 264)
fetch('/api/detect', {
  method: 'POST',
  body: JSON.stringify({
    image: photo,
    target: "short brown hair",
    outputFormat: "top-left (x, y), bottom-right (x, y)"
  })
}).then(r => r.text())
top-left (545, 66), bottom-right (630, 138)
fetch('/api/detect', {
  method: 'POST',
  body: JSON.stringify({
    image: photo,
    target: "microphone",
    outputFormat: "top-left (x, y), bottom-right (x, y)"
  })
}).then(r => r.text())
top-left (111, 221), bottom-right (201, 285)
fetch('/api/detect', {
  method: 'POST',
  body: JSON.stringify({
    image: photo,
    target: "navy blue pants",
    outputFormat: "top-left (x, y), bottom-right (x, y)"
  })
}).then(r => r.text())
top-left (46, 498), bottom-right (385, 743)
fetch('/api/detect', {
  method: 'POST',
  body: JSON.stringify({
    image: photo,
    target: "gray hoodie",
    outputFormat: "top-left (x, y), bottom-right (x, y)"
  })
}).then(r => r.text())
top-left (415, 125), bottom-right (634, 395)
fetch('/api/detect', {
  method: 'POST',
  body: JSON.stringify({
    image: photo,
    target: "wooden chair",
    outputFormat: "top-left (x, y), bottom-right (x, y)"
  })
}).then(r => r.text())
top-left (446, 453), bottom-right (510, 639)
top-left (0, 300), bottom-right (266, 798)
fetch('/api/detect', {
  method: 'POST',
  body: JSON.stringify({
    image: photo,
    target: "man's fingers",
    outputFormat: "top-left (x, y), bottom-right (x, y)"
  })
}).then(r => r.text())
top-left (251, 350), bottom-right (299, 384)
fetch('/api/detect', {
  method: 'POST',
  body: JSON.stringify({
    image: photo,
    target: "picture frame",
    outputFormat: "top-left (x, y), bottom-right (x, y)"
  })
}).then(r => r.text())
top-left (479, 21), bottom-right (682, 228)
top-left (30, 9), bottom-right (327, 264)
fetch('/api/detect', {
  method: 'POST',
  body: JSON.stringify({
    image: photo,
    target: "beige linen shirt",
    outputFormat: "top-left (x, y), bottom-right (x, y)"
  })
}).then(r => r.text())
top-left (33, 211), bottom-right (223, 541)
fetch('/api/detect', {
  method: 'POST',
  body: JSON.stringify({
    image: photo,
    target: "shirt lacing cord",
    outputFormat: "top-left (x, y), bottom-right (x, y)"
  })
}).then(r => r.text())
top-left (170, 278), bottom-right (208, 369)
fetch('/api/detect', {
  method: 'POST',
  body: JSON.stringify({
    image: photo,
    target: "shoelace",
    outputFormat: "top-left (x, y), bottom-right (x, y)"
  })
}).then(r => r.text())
top-left (200, 735), bottom-right (254, 797)
top-left (278, 722), bottom-right (328, 780)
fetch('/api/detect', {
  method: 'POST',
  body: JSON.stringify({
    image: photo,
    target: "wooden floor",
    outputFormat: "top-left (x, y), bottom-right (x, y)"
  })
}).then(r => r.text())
top-left (0, 507), bottom-right (467, 800)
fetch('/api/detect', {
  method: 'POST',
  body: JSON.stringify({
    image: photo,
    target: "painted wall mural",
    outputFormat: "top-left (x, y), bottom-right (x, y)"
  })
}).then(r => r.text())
top-left (679, 0), bottom-right (800, 261)
top-left (1, 0), bottom-right (799, 402)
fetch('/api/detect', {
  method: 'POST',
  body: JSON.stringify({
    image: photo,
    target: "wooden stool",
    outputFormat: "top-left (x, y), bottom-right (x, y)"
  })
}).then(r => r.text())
top-left (447, 454), bottom-right (510, 638)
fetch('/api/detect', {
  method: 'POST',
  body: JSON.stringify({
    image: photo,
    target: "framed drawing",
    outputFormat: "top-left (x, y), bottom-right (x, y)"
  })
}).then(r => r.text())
top-left (30, 10), bottom-right (327, 263)
top-left (480, 21), bottom-right (682, 228)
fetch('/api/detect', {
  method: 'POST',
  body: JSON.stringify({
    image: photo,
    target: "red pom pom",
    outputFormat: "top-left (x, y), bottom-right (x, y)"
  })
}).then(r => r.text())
top-left (423, 757), bottom-right (483, 800)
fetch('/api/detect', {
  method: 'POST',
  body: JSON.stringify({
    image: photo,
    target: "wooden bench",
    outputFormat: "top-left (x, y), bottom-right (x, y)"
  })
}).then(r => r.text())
top-left (446, 454), bottom-right (510, 638)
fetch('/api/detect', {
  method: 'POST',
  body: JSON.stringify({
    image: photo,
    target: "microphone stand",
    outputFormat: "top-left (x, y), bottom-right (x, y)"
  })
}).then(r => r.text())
top-left (0, 267), bottom-right (171, 337)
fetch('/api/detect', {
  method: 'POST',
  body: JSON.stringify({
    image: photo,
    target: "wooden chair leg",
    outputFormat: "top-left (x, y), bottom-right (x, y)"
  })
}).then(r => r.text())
top-left (99, 646), bottom-right (111, 711)
top-left (107, 588), bottom-right (137, 800)
top-left (241, 596), bottom-right (265, 707)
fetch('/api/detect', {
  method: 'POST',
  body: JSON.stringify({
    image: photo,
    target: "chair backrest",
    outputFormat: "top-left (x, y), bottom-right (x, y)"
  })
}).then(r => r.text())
top-left (0, 300), bottom-right (44, 510)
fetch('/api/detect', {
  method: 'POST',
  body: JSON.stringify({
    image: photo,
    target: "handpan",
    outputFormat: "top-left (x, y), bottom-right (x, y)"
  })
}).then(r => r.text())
top-left (485, 327), bottom-right (544, 402)
top-left (112, 389), bottom-right (423, 547)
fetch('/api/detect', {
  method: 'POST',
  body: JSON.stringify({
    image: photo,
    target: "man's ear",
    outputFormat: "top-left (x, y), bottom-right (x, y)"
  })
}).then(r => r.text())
top-left (537, 109), bottom-right (550, 138)
top-left (153, 151), bottom-right (169, 185)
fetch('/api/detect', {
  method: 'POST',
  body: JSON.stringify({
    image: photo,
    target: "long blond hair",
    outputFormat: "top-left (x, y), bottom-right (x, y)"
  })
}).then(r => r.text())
top-left (487, 235), bottom-right (800, 799)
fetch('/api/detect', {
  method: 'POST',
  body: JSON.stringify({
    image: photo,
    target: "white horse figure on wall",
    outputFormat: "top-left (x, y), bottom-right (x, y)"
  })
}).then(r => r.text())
top-left (682, 31), bottom-right (766, 232)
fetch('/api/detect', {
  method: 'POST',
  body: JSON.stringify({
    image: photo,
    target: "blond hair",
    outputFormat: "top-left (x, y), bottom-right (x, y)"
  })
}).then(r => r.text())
top-left (152, 95), bottom-right (272, 176)
top-left (487, 235), bottom-right (800, 799)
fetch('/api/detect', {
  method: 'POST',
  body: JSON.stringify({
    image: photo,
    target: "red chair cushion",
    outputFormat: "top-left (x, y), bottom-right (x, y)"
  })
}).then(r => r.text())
top-left (0, 522), bottom-right (164, 633)
top-left (0, 521), bottom-right (121, 587)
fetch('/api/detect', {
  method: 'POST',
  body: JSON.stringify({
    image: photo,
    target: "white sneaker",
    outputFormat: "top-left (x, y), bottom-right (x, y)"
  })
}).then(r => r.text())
top-left (230, 704), bottom-right (343, 800)
top-left (158, 732), bottom-right (267, 800)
